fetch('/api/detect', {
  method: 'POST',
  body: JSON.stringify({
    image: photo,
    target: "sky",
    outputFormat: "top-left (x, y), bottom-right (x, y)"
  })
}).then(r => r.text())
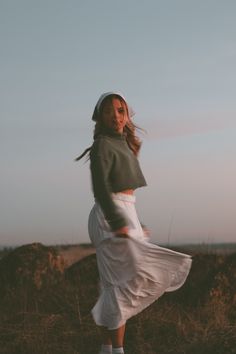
top-left (1, 0), bottom-right (236, 246)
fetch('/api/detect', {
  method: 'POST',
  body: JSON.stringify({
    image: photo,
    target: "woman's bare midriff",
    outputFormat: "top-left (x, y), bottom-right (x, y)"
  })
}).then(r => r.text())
top-left (119, 189), bottom-right (134, 195)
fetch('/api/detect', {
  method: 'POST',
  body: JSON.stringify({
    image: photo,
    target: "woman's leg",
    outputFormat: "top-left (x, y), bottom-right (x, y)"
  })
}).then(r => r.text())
top-left (109, 324), bottom-right (126, 348)
top-left (99, 327), bottom-right (112, 353)
top-left (99, 324), bottom-right (126, 346)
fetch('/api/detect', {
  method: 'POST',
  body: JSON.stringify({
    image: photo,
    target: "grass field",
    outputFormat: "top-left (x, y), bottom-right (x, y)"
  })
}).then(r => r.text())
top-left (0, 242), bottom-right (236, 354)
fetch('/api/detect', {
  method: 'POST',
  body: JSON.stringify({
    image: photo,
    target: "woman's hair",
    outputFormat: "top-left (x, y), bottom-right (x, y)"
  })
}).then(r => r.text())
top-left (75, 94), bottom-right (143, 161)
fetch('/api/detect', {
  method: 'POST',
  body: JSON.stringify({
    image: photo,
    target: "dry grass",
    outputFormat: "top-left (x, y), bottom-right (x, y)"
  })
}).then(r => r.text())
top-left (0, 243), bottom-right (236, 353)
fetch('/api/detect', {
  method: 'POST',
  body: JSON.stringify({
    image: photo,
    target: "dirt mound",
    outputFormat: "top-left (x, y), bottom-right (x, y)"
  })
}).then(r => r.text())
top-left (161, 253), bottom-right (230, 306)
top-left (0, 242), bottom-right (65, 291)
top-left (0, 243), bottom-right (65, 300)
top-left (65, 253), bottom-right (99, 316)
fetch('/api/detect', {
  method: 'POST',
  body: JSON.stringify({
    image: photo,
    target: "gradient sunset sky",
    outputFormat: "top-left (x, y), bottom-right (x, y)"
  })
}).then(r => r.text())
top-left (1, 0), bottom-right (236, 246)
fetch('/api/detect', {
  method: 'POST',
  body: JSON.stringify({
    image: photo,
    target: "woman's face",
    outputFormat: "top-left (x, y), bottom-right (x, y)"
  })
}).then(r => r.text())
top-left (101, 97), bottom-right (128, 133)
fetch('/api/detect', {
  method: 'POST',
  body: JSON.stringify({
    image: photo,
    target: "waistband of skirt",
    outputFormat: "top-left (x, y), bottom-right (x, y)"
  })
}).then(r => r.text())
top-left (111, 192), bottom-right (136, 203)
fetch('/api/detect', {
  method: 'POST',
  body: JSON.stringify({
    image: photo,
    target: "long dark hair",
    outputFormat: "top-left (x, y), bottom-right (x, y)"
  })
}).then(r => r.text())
top-left (74, 95), bottom-right (143, 161)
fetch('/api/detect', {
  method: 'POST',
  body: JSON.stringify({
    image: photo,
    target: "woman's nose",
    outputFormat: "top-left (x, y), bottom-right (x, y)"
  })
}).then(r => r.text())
top-left (113, 110), bottom-right (119, 121)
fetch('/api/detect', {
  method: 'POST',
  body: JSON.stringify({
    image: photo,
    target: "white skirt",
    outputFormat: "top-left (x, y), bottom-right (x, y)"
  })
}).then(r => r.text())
top-left (88, 193), bottom-right (192, 330)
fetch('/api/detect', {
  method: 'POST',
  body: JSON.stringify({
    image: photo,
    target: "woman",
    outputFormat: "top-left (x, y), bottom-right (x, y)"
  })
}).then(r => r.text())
top-left (75, 92), bottom-right (192, 354)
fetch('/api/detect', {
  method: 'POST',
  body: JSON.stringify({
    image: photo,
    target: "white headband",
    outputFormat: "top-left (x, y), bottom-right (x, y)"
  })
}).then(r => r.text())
top-left (92, 91), bottom-right (135, 121)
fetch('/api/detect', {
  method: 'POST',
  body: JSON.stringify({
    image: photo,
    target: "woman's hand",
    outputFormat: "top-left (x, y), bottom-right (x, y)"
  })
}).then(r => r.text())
top-left (113, 226), bottom-right (129, 238)
top-left (141, 224), bottom-right (150, 238)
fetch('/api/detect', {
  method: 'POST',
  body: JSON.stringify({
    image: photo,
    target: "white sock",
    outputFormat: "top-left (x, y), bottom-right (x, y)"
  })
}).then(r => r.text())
top-left (99, 344), bottom-right (112, 354)
top-left (112, 347), bottom-right (124, 354)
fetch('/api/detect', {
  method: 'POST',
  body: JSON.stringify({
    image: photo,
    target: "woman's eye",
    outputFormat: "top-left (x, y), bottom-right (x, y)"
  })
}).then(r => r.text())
top-left (118, 108), bottom-right (124, 113)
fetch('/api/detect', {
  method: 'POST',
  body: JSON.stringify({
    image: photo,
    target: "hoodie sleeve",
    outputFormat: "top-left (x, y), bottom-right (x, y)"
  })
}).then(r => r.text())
top-left (90, 138), bottom-right (128, 231)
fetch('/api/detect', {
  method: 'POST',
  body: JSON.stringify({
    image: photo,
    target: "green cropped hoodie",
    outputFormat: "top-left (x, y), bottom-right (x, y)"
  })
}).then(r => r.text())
top-left (90, 130), bottom-right (147, 231)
